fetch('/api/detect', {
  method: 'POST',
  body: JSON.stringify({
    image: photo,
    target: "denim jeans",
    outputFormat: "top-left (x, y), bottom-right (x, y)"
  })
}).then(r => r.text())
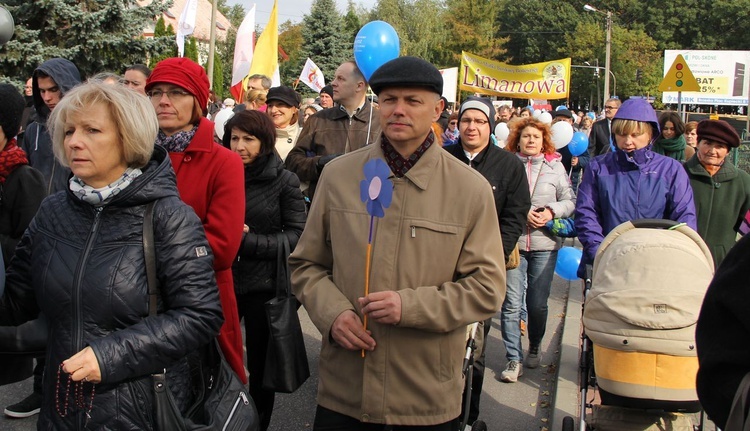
top-left (501, 250), bottom-right (558, 361)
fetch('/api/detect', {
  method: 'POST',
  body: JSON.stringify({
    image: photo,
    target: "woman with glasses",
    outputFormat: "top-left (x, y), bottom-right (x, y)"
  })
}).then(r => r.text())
top-left (499, 117), bottom-right (575, 383)
top-left (145, 57), bottom-right (247, 384)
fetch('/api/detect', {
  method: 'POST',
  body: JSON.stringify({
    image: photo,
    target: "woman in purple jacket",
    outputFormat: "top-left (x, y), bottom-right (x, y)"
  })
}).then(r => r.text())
top-left (574, 98), bottom-right (697, 278)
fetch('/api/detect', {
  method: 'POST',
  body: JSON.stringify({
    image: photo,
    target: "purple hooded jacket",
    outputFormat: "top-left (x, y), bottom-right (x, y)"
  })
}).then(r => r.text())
top-left (574, 99), bottom-right (697, 276)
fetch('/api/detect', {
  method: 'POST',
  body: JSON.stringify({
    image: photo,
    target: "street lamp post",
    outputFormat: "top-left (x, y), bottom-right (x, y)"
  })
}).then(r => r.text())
top-left (584, 4), bottom-right (612, 105)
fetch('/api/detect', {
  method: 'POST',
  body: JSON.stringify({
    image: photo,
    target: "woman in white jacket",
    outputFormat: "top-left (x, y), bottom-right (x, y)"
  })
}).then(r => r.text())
top-left (499, 117), bottom-right (576, 383)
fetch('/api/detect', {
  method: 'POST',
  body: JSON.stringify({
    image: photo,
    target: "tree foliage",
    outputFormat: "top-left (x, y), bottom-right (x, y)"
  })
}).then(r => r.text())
top-left (0, 0), bottom-right (174, 82)
top-left (299, 0), bottom-right (350, 83)
top-left (279, 21), bottom-right (305, 87)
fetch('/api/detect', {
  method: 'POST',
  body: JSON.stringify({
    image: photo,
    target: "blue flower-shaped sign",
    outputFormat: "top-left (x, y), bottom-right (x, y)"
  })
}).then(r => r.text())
top-left (360, 159), bottom-right (393, 218)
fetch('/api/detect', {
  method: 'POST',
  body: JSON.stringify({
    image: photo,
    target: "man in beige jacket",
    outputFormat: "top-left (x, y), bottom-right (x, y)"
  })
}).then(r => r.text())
top-left (289, 56), bottom-right (506, 430)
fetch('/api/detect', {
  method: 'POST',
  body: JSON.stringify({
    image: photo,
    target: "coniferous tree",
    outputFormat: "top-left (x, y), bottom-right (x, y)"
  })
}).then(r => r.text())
top-left (0, 0), bottom-right (174, 82)
top-left (149, 17), bottom-right (178, 68)
top-left (184, 37), bottom-right (199, 63)
top-left (299, 0), bottom-right (349, 83)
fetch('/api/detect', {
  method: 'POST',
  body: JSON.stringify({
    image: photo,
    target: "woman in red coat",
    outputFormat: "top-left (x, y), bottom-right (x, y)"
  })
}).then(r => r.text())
top-left (146, 58), bottom-right (246, 383)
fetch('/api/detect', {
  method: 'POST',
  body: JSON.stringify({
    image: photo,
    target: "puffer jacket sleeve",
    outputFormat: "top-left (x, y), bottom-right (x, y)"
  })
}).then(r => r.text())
top-left (665, 164), bottom-right (698, 231)
top-left (575, 159), bottom-right (604, 266)
top-left (286, 117), bottom-right (322, 183)
top-left (238, 170), bottom-right (307, 259)
top-left (547, 162), bottom-right (576, 218)
top-left (0, 218), bottom-right (41, 325)
top-left (88, 199), bottom-right (224, 384)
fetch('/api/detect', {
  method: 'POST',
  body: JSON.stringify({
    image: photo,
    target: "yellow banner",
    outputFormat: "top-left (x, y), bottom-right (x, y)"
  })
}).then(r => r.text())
top-left (460, 51), bottom-right (571, 99)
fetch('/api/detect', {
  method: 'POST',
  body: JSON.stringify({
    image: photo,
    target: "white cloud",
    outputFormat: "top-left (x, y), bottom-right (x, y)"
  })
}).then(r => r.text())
top-left (228, 0), bottom-right (377, 29)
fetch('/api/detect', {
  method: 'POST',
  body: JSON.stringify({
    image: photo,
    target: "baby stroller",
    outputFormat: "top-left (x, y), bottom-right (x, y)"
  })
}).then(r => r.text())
top-left (562, 219), bottom-right (714, 431)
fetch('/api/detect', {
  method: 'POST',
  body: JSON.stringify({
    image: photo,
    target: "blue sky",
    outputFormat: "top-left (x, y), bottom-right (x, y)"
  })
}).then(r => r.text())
top-left (227, 0), bottom-right (377, 28)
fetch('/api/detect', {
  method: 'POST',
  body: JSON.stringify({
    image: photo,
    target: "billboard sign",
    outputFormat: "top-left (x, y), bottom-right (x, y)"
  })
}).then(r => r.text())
top-left (662, 50), bottom-right (750, 106)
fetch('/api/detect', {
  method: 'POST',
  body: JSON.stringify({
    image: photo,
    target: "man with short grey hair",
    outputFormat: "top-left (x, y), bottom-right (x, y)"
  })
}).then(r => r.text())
top-left (290, 56), bottom-right (505, 430)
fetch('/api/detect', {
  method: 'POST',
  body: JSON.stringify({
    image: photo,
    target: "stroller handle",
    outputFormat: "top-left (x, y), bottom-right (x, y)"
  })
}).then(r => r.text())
top-left (630, 219), bottom-right (682, 229)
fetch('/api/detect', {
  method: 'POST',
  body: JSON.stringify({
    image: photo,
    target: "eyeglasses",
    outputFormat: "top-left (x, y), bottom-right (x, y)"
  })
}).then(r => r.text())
top-left (604, 105), bottom-right (618, 110)
top-left (459, 118), bottom-right (489, 126)
top-left (146, 89), bottom-right (192, 100)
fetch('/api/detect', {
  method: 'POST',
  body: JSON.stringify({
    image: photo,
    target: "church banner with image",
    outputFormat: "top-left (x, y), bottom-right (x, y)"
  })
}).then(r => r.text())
top-left (460, 51), bottom-right (571, 99)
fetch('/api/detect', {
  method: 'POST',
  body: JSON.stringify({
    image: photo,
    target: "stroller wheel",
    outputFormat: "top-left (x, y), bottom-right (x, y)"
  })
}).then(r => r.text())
top-left (562, 416), bottom-right (575, 431)
top-left (470, 420), bottom-right (488, 431)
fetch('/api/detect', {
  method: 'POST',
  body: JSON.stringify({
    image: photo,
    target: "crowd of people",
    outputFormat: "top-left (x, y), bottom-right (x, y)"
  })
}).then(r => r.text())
top-left (0, 53), bottom-right (749, 431)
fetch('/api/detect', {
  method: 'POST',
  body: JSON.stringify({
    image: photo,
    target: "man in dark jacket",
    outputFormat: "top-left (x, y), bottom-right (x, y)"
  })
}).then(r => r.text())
top-left (21, 58), bottom-right (81, 195)
top-left (588, 98), bottom-right (621, 156)
top-left (7, 58), bottom-right (81, 419)
top-left (444, 96), bottom-right (531, 425)
top-left (285, 60), bottom-right (381, 203)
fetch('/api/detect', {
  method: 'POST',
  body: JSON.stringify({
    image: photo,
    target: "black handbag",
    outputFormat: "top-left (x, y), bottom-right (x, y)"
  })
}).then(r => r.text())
top-left (142, 201), bottom-right (259, 431)
top-left (261, 234), bottom-right (310, 393)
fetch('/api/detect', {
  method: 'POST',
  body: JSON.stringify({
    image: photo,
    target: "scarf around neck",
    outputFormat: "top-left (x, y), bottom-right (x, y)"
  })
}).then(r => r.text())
top-left (69, 167), bottom-right (142, 206)
top-left (0, 138), bottom-right (28, 184)
top-left (155, 126), bottom-right (198, 153)
top-left (652, 134), bottom-right (686, 161)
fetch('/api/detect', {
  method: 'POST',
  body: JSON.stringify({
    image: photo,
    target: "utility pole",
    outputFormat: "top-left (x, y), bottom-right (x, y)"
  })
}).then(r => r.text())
top-left (206, 0), bottom-right (217, 89)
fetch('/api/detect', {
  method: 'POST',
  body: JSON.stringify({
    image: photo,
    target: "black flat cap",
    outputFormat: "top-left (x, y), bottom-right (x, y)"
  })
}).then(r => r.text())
top-left (368, 56), bottom-right (443, 95)
top-left (266, 86), bottom-right (301, 108)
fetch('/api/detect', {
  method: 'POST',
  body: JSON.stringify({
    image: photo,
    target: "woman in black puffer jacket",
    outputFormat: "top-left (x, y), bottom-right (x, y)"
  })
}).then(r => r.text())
top-left (223, 110), bottom-right (306, 431)
top-left (0, 82), bottom-right (224, 429)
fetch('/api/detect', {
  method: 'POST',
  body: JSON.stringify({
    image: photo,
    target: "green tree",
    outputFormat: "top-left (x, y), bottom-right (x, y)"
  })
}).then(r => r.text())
top-left (279, 21), bottom-right (305, 87)
top-left (149, 17), bottom-right (177, 68)
top-left (442, 0), bottom-right (506, 66)
top-left (299, 0), bottom-right (349, 83)
top-left (495, 0), bottom-right (580, 64)
top-left (342, 0), bottom-right (361, 48)
top-left (0, 0), bottom-right (174, 82)
top-left (184, 37), bottom-right (199, 62)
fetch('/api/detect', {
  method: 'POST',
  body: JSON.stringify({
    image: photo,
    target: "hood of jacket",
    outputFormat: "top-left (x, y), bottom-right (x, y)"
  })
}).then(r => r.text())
top-left (65, 145), bottom-right (179, 207)
top-left (32, 58), bottom-right (82, 121)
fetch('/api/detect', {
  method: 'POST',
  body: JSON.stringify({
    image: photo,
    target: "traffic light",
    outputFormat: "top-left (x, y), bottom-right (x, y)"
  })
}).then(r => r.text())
top-left (636, 68), bottom-right (642, 83)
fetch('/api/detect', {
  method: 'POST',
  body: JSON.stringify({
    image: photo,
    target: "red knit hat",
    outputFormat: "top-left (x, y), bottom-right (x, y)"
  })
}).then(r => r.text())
top-left (146, 57), bottom-right (210, 115)
top-left (697, 119), bottom-right (740, 148)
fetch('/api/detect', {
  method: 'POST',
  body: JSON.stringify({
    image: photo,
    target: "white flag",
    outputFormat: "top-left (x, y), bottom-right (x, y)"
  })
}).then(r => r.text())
top-left (176, 0), bottom-right (198, 57)
top-left (231, 4), bottom-right (256, 88)
top-left (299, 58), bottom-right (325, 92)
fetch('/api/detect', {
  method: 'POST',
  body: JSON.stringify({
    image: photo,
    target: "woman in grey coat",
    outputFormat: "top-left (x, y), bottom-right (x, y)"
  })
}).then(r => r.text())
top-left (499, 117), bottom-right (576, 383)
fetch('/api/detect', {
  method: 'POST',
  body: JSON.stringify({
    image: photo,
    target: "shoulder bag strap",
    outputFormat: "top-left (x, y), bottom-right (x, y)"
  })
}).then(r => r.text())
top-left (143, 201), bottom-right (158, 317)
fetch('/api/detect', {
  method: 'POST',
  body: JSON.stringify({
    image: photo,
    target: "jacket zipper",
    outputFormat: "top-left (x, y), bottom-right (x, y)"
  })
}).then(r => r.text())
top-left (222, 392), bottom-right (249, 431)
top-left (72, 208), bottom-right (104, 356)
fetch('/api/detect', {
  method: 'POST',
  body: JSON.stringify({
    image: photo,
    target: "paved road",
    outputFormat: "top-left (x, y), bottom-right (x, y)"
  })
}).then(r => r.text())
top-left (0, 275), bottom-right (573, 431)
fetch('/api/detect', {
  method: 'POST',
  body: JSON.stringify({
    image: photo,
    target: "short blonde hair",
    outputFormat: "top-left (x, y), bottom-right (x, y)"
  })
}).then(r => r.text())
top-left (611, 119), bottom-right (653, 141)
top-left (49, 81), bottom-right (158, 169)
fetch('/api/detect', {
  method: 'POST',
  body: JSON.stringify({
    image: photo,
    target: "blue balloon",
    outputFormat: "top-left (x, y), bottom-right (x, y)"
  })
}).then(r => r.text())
top-left (354, 21), bottom-right (400, 81)
top-left (555, 247), bottom-right (582, 281)
top-left (587, 112), bottom-right (596, 120)
top-left (568, 131), bottom-right (589, 157)
top-left (556, 105), bottom-right (568, 111)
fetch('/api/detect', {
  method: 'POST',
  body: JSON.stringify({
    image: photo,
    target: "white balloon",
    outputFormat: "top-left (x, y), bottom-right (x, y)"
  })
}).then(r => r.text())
top-left (213, 108), bottom-right (235, 141)
top-left (532, 109), bottom-right (542, 118)
top-left (538, 112), bottom-right (553, 125)
top-left (550, 121), bottom-right (574, 149)
top-left (494, 122), bottom-right (510, 141)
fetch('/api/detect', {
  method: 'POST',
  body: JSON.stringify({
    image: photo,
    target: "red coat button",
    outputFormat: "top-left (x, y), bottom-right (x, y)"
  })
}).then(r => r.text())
top-left (183, 155), bottom-right (192, 162)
